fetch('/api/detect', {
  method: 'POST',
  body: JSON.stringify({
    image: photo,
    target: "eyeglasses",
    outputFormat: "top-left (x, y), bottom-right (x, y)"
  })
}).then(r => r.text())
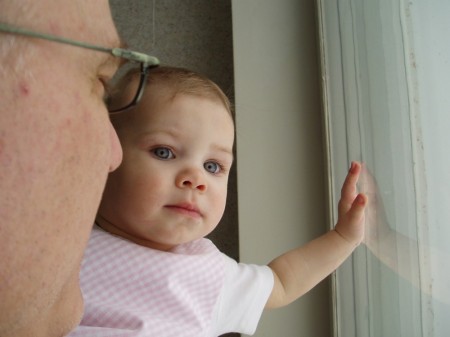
top-left (0, 22), bottom-right (160, 113)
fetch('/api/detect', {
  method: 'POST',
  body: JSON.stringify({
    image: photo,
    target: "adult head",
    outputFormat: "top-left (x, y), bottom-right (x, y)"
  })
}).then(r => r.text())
top-left (0, 1), bottom-right (124, 336)
top-left (97, 66), bottom-right (234, 251)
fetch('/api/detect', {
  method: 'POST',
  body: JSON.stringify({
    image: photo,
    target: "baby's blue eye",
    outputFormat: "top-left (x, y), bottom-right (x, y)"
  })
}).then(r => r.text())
top-left (204, 161), bottom-right (220, 174)
top-left (152, 147), bottom-right (174, 160)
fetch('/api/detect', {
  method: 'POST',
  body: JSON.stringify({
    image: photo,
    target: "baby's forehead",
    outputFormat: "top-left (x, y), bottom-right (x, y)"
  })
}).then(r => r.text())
top-left (141, 89), bottom-right (232, 118)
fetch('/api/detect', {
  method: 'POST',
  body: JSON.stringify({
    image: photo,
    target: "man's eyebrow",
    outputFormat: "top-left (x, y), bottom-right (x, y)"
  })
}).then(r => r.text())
top-left (100, 44), bottom-right (126, 69)
top-left (104, 39), bottom-right (131, 68)
top-left (100, 53), bottom-right (122, 70)
top-left (115, 40), bottom-right (130, 67)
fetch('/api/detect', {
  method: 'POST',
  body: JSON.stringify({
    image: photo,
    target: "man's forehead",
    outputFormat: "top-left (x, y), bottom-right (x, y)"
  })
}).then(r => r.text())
top-left (67, 1), bottom-right (121, 47)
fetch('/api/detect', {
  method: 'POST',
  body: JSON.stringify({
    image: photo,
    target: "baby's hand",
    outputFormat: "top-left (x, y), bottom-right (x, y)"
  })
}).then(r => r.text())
top-left (334, 161), bottom-right (367, 246)
top-left (359, 165), bottom-right (391, 246)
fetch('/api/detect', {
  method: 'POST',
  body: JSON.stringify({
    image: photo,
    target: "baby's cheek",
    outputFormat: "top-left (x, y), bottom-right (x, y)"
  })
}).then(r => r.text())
top-left (214, 189), bottom-right (228, 220)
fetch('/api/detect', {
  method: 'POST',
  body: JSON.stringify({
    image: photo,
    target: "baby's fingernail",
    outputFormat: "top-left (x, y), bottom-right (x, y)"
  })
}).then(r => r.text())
top-left (349, 162), bottom-right (355, 173)
top-left (357, 194), bottom-right (366, 205)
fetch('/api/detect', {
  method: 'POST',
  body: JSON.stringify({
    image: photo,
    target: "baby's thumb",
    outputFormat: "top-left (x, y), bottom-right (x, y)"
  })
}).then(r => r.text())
top-left (348, 194), bottom-right (367, 222)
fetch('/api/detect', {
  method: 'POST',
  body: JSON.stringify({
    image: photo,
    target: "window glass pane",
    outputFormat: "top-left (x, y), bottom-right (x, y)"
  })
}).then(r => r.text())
top-left (317, 0), bottom-right (450, 336)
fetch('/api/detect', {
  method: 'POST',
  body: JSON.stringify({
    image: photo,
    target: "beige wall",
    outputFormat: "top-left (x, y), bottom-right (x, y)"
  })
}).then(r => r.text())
top-left (233, 1), bottom-right (330, 336)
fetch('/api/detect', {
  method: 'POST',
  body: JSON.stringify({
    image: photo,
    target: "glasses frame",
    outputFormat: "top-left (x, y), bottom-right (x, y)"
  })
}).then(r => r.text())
top-left (0, 22), bottom-right (160, 113)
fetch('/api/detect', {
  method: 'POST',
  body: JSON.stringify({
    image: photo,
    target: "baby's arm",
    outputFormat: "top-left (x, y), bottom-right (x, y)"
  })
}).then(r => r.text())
top-left (266, 161), bottom-right (367, 309)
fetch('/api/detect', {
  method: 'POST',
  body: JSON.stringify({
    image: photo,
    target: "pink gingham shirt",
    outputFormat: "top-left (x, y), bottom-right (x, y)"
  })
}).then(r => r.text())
top-left (68, 226), bottom-right (273, 337)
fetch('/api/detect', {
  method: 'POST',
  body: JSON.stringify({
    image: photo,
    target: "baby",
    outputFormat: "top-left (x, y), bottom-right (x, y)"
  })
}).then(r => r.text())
top-left (70, 66), bottom-right (367, 336)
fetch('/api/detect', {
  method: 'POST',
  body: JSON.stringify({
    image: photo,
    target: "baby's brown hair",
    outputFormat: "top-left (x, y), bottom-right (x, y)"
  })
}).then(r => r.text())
top-left (108, 66), bottom-right (233, 120)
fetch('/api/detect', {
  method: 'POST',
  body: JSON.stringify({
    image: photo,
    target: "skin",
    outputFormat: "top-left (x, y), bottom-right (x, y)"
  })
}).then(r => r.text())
top-left (97, 91), bottom-right (235, 251)
top-left (0, 1), bottom-right (123, 336)
top-left (267, 162), bottom-right (367, 308)
top-left (97, 78), bottom-right (368, 311)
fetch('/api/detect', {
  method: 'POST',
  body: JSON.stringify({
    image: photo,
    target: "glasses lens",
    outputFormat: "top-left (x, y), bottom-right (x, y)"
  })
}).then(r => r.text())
top-left (107, 64), bottom-right (149, 113)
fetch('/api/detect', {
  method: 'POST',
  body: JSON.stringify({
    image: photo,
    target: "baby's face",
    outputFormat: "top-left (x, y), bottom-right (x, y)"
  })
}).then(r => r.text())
top-left (99, 93), bottom-right (235, 251)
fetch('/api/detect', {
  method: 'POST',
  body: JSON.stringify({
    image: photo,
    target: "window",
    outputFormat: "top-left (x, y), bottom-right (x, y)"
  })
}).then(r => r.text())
top-left (317, 0), bottom-right (450, 336)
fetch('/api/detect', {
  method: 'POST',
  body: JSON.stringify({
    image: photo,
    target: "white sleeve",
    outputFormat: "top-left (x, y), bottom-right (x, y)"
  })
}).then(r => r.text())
top-left (209, 255), bottom-right (274, 336)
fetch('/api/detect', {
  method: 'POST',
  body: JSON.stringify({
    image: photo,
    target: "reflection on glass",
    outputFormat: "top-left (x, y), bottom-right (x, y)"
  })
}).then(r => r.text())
top-left (318, 0), bottom-right (450, 336)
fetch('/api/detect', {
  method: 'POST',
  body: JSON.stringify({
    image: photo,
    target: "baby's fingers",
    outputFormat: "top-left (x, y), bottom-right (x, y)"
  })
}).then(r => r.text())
top-left (338, 162), bottom-right (361, 217)
top-left (347, 193), bottom-right (367, 223)
top-left (336, 193), bottom-right (368, 244)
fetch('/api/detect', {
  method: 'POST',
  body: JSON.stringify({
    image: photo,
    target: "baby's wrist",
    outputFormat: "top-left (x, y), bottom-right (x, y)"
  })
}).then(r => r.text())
top-left (332, 228), bottom-right (361, 249)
